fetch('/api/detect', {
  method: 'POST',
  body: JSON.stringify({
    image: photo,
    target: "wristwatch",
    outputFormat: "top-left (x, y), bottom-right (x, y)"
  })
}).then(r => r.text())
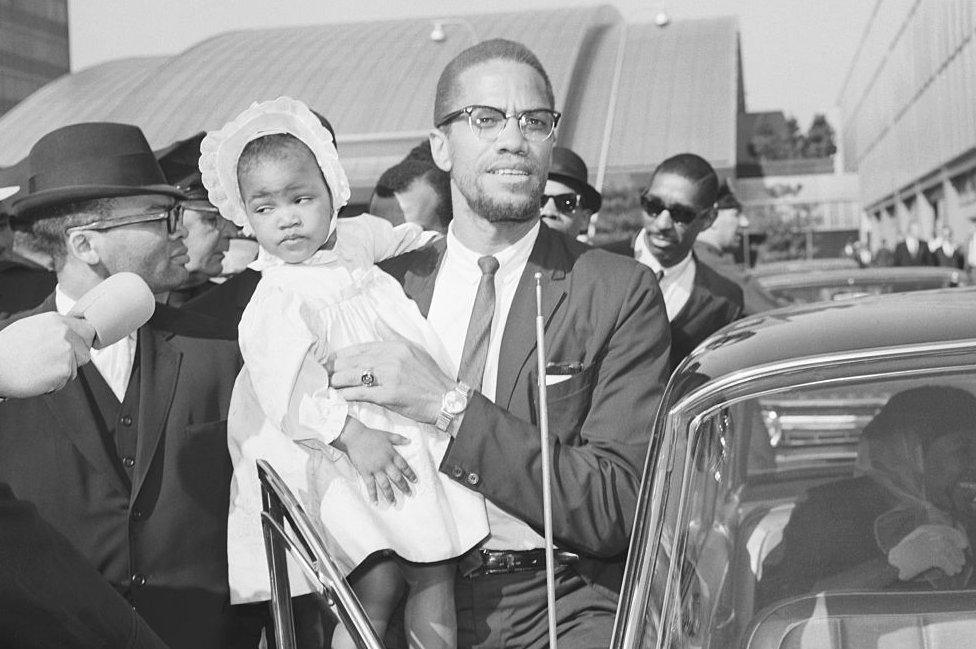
top-left (435, 382), bottom-right (471, 432)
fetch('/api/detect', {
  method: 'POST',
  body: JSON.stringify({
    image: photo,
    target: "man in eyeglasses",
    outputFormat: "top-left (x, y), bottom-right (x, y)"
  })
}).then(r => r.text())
top-left (539, 146), bottom-right (601, 239)
top-left (329, 39), bottom-right (670, 649)
top-left (157, 134), bottom-right (236, 307)
top-left (604, 153), bottom-right (743, 370)
top-left (0, 123), bottom-right (241, 649)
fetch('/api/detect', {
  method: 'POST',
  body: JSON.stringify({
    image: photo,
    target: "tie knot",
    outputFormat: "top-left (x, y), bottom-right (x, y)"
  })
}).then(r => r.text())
top-left (655, 269), bottom-right (664, 281)
top-left (478, 255), bottom-right (500, 276)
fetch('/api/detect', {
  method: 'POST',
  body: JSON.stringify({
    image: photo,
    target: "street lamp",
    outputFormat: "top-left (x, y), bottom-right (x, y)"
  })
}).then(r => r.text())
top-left (429, 18), bottom-right (478, 44)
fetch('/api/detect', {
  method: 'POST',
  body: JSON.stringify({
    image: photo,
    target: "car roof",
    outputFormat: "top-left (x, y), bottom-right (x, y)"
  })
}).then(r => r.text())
top-left (680, 287), bottom-right (976, 381)
top-left (757, 265), bottom-right (965, 289)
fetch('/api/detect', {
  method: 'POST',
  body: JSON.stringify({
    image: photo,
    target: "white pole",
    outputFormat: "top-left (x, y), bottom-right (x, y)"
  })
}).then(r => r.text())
top-left (534, 272), bottom-right (559, 649)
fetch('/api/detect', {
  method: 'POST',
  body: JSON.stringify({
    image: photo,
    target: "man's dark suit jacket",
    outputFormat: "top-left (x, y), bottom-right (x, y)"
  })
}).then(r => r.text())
top-left (182, 268), bottom-right (261, 335)
top-left (693, 240), bottom-right (780, 315)
top-left (379, 223), bottom-right (671, 592)
top-left (893, 240), bottom-right (934, 266)
top-left (604, 238), bottom-right (744, 370)
top-left (0, 296), bottom-right (241, 649)
top-left (0, 482), bottom-right (167, 649)
top-left (933, 246), bottom-right (965, 269)
top-left (0, 256), bottom-right (56, 319)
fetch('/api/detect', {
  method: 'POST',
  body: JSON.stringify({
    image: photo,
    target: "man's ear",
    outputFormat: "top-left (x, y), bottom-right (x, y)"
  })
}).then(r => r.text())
top-left (429, 128), bottom-right (452, 173)
top-left (65, 230), bottom-right (101, 266)
top-left (700, 206), bottom-right (718, 230)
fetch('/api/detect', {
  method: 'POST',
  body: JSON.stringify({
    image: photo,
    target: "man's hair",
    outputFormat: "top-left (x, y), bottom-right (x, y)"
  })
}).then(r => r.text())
top-left (374, 160), bottom-right (452, 228)
top-left (434, 39), bottom-right (554, 125)
top-left (26, 198), bottom-right (114, 268)
top-left (651, 153), bottom-right (720, 207)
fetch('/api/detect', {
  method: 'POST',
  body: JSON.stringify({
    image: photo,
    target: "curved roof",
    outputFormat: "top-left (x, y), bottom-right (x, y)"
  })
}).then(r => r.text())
top-left (0, 6), bottom-right (741, 198)
top-left (678, 287), bottom-right (976, 384)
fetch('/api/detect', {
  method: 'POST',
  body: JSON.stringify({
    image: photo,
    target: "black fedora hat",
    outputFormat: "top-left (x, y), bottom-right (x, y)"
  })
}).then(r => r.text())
top-left (548, 146), bottom-right (602, 212)
top-left (11, 122), bottom-right (186, 217)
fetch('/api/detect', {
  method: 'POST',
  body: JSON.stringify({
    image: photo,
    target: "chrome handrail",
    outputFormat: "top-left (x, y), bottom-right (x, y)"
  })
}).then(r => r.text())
top-left (257, 459), bottom-right (384, 649)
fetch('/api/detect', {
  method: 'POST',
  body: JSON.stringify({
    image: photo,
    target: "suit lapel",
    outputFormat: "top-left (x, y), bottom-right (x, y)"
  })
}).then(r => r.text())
top-left (495, 226), bottom-right (569, 410)
top-left (402, 237), bottom-right (447, 317)
top-left (131, 325), bottom-right (182, 498)
top-left (29, 294), bottom-right (128, 493)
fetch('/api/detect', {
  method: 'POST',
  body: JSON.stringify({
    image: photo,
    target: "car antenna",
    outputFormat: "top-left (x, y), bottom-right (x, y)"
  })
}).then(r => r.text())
top-left (534, 272), bottom-right (559, 649)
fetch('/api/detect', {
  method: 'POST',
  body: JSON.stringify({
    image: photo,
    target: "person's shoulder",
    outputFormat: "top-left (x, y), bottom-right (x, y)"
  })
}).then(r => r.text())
top-left (694, 258), bottom-right (745, 305)
top-left (376, 239), bottom-right (443, 282)
top-left (149, 302), bottom-right (240, 343)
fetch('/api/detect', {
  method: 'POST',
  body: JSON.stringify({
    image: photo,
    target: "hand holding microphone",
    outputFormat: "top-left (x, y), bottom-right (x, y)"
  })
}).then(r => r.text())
top-left (0, 273), bottom-right (155, 399)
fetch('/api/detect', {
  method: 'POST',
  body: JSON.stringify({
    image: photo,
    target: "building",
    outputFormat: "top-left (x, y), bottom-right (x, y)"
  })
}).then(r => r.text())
top-left (0, 0), bottom-right (69, 116)
top-left (839, 0), bottom-right (976, 249)
top-left (0, 5), bottom-right (743, 209)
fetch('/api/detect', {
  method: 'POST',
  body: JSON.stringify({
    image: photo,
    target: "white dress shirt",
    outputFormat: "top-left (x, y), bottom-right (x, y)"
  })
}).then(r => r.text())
top-left (427, 220), bottom-right (546, 550)
top-left (633, 231), bottom-right (696, 322)
top-left (905, 237), bottom-right (919, 256)
top-left (55, 285), bottom-right (137, 402)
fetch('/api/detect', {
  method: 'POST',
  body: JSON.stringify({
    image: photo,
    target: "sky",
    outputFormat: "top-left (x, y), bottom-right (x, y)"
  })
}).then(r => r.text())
top-left (68, 0), bottom-right (876, 130)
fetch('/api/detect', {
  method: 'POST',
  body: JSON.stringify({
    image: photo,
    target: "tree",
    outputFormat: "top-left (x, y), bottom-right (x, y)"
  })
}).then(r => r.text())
top-left (802, 113), bottom-right (837, 158)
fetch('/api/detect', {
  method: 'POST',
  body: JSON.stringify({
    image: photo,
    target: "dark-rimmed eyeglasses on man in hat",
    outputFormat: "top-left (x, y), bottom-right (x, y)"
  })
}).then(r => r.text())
top-left (64, 200), bottom-right (184, 234)
top-left (541, 146), bottom-right (602, 237)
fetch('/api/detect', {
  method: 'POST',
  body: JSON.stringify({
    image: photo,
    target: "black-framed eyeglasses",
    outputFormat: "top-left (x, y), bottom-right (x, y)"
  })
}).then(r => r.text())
top-left (639, 194), bottom-right (711, 225)
top-left (66, 202), bottom-right (185, 234)
top-left (437, 105), bottom-right (561, 142)
top-left (181, 201), bottom-right (224, 230)
top-left (540, 192), bottom-right (581, 214)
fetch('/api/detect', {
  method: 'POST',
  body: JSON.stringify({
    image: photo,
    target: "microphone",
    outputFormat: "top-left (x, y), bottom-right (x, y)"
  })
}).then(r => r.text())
top-left (67, 272), bottom-right (156, 349)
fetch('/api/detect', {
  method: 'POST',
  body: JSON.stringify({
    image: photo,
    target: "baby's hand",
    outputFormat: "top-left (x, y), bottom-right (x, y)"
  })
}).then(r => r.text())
top-left (332, 418), bottom-right (417, 504)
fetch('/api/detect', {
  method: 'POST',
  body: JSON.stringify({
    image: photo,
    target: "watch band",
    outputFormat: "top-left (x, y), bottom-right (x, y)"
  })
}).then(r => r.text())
top-left (435, 382), bottom-right (470, 432)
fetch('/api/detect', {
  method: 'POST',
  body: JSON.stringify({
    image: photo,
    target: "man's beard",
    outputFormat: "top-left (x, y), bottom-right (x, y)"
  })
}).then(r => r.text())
top-left (458, 173), bottom-right (544, 224)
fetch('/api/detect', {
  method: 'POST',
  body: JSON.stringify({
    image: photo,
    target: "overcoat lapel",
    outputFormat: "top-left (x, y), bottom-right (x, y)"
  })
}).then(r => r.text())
top-left (495, 226), bottom-right (569, 410)
top-left (131, 326), bottom-right (181, 498)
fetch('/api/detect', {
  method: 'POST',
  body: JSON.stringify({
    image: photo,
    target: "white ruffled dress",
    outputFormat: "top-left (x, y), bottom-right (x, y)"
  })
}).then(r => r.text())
top-left (226, 215), bottom-right (489, 604)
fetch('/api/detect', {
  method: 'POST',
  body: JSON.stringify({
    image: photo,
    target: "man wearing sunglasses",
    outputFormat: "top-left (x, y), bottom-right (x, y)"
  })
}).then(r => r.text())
top-left (0, 123), bottom-right (241, 649)
top-left (539, 146), bottom-right (601, 238)
top-left (605, 153), bottom-right (743, 370)
top-left (329, 39), bottom-right (670, 649)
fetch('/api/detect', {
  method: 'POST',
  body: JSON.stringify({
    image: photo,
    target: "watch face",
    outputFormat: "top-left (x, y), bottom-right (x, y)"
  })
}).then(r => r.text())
top-left (443, 389), bottom-right (467, 414)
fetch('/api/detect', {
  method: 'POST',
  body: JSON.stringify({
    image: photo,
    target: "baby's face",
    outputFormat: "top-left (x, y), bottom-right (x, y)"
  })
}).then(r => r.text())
top-left (239, 151), bottom-right (334, 263)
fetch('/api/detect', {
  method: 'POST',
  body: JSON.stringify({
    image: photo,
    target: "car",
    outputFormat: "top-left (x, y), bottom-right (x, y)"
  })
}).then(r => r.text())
top-left (612, 287), bottom-right (976, 649)
top-left (259, 289), bottom-right (976, 649)
top-left (754, 265), bottom-right (968, 307)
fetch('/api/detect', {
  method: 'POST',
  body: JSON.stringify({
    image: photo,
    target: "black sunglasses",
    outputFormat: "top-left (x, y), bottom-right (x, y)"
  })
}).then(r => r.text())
top-left (540, 193), bottom-right (581, 214)
top-left (639, 194), bottom-right (710, 225)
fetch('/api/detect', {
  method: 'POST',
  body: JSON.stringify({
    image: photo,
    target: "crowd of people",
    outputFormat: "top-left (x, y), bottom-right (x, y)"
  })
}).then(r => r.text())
top-left (0, 36), bottom-right (948, 649)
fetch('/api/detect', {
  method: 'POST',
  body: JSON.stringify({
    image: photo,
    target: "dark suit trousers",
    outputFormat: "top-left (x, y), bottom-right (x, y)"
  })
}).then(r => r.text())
top-left (455, 565), bottom-right (617, 649)
top-left (0, 482), bottom-right (168, 649)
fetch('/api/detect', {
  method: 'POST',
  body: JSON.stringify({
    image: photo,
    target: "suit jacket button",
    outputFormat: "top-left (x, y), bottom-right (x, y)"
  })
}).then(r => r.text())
top-left (131, 509), bottom-right (144, 521)
top-left (131, 573), bottom-right (147, 587)
top-left (451, 466), bottom-right (463, 479)
top-left (466, 472), bottom-right (480, 486)
top-left (120, 415), bottom-right (133, 426)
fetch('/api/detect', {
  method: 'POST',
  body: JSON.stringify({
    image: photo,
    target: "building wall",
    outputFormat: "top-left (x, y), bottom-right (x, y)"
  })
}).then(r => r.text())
top-left (0, 0), bottom-right (69, 115)
top-left (839, 0), bottom-right (976, 245)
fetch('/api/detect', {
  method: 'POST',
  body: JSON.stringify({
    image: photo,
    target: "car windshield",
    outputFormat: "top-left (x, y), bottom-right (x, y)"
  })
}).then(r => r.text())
top-left (625, 364), bottom-right (976, 649)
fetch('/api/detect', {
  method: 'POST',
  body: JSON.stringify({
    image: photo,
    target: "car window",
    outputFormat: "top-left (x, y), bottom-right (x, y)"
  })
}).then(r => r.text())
top-left (646, 369), bottom-right (976, 649)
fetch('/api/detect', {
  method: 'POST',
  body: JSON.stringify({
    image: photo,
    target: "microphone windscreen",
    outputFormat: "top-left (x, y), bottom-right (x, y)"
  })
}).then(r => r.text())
top-left (67, 272), bottom-right (156, 349)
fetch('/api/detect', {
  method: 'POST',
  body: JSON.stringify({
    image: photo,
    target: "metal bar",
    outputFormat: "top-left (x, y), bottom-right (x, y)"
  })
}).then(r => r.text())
top-left (260, 473), bottom-right (297, 649)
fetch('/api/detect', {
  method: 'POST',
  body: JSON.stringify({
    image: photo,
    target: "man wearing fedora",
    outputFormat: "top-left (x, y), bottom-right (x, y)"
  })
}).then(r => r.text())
top-left (540, 146), bottom-right (601, 239)
top-left (0, 123), bottom-right (241, 649)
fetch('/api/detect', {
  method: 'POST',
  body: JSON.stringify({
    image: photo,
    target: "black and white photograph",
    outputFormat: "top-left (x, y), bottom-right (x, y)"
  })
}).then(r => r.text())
top-left (1, 1), bottom-right (976, 648)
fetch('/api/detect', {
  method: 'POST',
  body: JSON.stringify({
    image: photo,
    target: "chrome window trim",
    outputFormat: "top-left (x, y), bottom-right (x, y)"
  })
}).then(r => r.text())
top-left (613, 338), bottom-right (976, 649)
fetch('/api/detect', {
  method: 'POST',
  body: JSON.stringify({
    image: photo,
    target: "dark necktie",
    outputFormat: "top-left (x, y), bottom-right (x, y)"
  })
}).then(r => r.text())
top-left (655, 269), bottom-right (664, 282)
top-left (457, 255), bottom-right (500, 389)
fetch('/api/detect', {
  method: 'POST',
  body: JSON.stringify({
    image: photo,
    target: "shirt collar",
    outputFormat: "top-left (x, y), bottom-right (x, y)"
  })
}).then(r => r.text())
top-left (633, 230), bottom-right (694, 278)
top-left (445, 219), bottom-right (540, 280)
